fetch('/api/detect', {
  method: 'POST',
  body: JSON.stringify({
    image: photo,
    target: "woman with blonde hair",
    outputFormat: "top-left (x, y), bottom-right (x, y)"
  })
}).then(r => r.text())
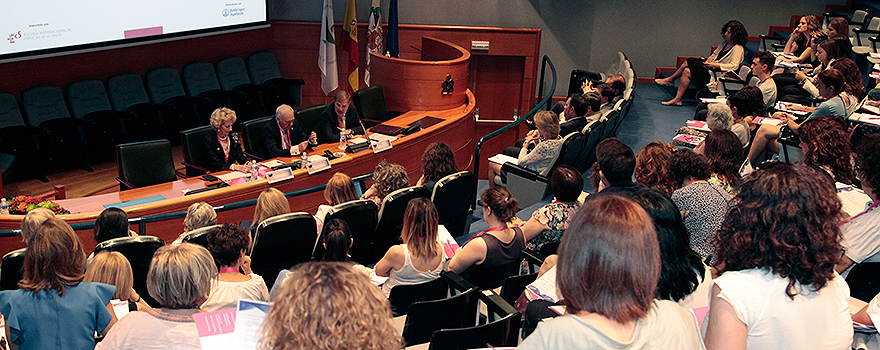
top-left (251, 188), bottom-right (290, 235)
top-left (361, 160), bottom-right (409, 208)
top-left (261, 262), bottom-right (401, 350)
top-left (376, 198), bottom-right (446, 297)
top-left (85, 251), bottom-right (152, 311)
top-left (204, 107), bottom-right (250, 172)
top-left (314, 172), bottom-right (358, 232)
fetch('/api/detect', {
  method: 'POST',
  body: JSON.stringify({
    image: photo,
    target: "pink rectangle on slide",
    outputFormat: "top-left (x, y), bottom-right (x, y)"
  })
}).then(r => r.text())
top-left (193, 308), bottom-right (236, 337)
top-left (124, 26), bottom-right (163, 39)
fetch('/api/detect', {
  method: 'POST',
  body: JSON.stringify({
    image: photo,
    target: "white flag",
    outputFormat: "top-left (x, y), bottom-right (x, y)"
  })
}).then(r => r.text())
top-left (319, 0), bottom-right (338, 95)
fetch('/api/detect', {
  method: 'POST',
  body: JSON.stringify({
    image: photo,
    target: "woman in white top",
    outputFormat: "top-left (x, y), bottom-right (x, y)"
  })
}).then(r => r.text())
top-left (201, 224), bottom-right (269, 312)
top-left (703, 162), bottom-right (852, 350)
top-left (314, 172), bottom-right (359, 233)
top-left (375, 198), bottom-right (446, 297)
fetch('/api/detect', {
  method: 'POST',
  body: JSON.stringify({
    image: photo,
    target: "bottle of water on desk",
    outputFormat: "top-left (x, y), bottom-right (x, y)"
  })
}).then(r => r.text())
top-left (250, 162), bottom-right (259, 181)
top-left (301, 152), bottom-right (309, 170)
top-left (0, 198), bottom-right (8, 215)
top-left (338, 131), bottom-right (347, 150)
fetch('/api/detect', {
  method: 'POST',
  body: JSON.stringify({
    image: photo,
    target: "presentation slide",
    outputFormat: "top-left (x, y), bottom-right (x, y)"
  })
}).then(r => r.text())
top-left (2, 0), bottom-right (266, 57)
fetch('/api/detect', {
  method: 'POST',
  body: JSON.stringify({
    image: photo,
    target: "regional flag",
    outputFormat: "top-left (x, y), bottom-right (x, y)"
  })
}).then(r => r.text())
top-left (365, 0), bottom-right (384, 86)
top-left (343, 0), bottom-right (359, 93)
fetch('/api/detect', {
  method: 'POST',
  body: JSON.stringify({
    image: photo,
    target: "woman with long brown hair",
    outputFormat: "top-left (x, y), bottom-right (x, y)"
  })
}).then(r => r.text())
top-left (375, 198), bottom-right (446, 297)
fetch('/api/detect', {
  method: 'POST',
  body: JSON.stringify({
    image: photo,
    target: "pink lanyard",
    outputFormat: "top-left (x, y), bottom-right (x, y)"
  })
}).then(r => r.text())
top-left (217, 133), bottom-right (229, 162)
top-left (842, 200), bottom-right (879, 225)
top-left (470, 226), bottom-right (507, 240)
top-left (219, 268), bottom-right (239, 274)
top-left (281, 128), bottom-right (291, 148)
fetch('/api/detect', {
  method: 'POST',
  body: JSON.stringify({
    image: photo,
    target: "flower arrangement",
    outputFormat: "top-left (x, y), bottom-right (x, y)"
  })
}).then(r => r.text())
top-left (8, 196), bottom-right (70, 215)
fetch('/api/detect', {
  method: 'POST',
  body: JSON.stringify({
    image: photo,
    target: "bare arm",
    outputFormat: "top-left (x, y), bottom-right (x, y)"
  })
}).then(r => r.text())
top-left (447, 238), bottom-right (487, 274)
top-left (853, 301), bottom-right (875, 326)
top-left (100, 302), bottom-right (119, 337)
top-left (374, 245), bottom-right (404, 277)
top-left (703, 285), bottom-right (748, 350)
top-left (835, 256), bottom-right (855, 274)
top-left (520, 217), bottom-right (551, 242)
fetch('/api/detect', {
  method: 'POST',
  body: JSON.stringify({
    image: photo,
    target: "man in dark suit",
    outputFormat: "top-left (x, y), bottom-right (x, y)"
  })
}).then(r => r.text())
top-left (260, 104), bottom-right (317, 158)
top-left (318, 91), bottom-right (364, 144)
top-left (559, 92), bottom-right (600, 137)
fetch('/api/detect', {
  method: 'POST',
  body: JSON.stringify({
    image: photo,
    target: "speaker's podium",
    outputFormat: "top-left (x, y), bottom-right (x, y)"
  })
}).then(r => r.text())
top-left (369, 37), bottom-right (470, 112)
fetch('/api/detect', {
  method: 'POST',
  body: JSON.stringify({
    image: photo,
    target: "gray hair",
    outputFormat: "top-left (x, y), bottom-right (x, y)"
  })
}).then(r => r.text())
top-left (147, 243), bottom-right (216, 309)
top-left (706, 103), bottom-right (733, 131)
top-left (21, 208), bottom-right (55, 245)
top-left (184, 202), bottom-right (217, 232)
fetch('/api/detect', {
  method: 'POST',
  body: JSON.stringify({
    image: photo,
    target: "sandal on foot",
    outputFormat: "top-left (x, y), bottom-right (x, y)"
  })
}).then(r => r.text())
top-left (661, 100), bottom-right (682, 106)
top-left (654, 78), bottom-right (673, 87)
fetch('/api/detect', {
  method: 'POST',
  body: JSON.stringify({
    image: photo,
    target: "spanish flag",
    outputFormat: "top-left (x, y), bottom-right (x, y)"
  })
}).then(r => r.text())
top-left (343, 0), bottom-right (359, 93)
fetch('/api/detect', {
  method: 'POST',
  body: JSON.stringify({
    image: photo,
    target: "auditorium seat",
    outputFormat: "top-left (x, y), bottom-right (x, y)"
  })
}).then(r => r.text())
top-left (145, 67), bottom-right (206, 131)
top-left (501, 131), bottom-right (585, 207)
top-left (21, 86), bottom-right (91, 172)
top-left (353, 85), bottom-right (396, 126)
top-left (250, 212), bottom-right (318, 288)
top-left (67, 79), bottom-right (131, 161)
top-left (431, 171), bottom-right (477, 238)
top-left (0, 248), bottom-right (26, 291)
top-left (241, 116), bottom-right (273, 160)
top-left (182, 62), bottom-right (235, 120)
top-left (180, 224), bottom-right (222, 249)
top-left (295, 104), bottom-right (326, 136)
top-left (179, 125), bottom-right (215, 176)
top-left (247, 52), bottom-right (305, 108)
top-left (116, 139), bottom-right (183, 190)
top-left (579, 120), bottom-right (604, 172)
top-left (853, 17), bottom-right (880, 55)
top-left (402, 272), bottom-right (479, 346)
top-left (427, 292), bottom-right (520, 349)
top-left (374, 186), bottom-right (432, 263)
top-left (316, 200), bottom-right (378, 264)
top-left (107, 73), bottom-right (171, 142)
top-left (388, 277), bottom-right (448, 317)
top-left (94, 236), bottom-right (165, 307)
top-left (216, 57), bottom-right (276, 122)
top-left (0, 93), bottom-right (44, 181)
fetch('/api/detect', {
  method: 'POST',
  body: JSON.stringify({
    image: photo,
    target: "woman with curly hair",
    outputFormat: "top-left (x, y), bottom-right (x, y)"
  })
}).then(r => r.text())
top-left (798, 116), bottom-right (854, 185)
top-left (831, 58), bottom-right (864, 115)
top-left (361, 160), bottom-right (409, 208)
top-left (702, 130), bottom-right (743, 196)
top-left (634, 141), bottom-right (675, 196)
top-left (837, 133), bottom-right (880, 274)
top-left (656, 20), bottom-right (747, 106)
top-left (703, 162), bottom-right (851, 350)
top-left (779, 15), bottom-right (823, 65)
top-left (260, 262), bottom-right (401, 350)
top-left (416, 141), bottom-right (457, 190)
top-left (200, 223), bottom-right (269, 312)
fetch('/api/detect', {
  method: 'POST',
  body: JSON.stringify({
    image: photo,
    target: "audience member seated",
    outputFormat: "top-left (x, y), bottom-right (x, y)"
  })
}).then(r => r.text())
top-left (701, 130), bottom-right (744, 196)
top-left (318, 91), bottom-right (364, 144)
top-left (315, 172), bottom-right (359, 232)
top-left (173, 202), bottom-right (217, 243)
top-left (490, 111), bottom-right (563, 186)
top-left (824, 17), bottom-right (852, 59)
top-left (798, 116), bottom-right (855, 185)
top-left (523, 93), bottom-right (597, 158)
top-left (93, 207), bottom-right (138, 246)
top-left (249, 187), bottom-right (291, 236)
top-left (726, 87), bottom-right (763, 146)
top-left (679, 103), bottom-right (733, 149)
top-left (204, 107), bottom-right (250, 172)
top-left (634, 141), bottom-right (675, 196)
top-left (260, 104), bottom-right (318, 158)
top-left (776, 15), bottom-right (823, 67)
top-left (361, 160), bottom-right (409, 208)
top-left (779, 39), bottom-right (842, 103)
top-left (85, 251), bottom-right (152, 312)
top-left (448, 187), bottom-right (525, 288)
top-left (590, 138), bottom-right (646, 194)
top-left (668, 149), bottom-right (732, 261)
top-left (261, 262), bottom-right (401, 350)
top-left (519, 195), bottom-right (704, 349)
top-left (201, 224), bottom-right (269, 312)
top-left (747, 69), bottom-right (847, 167)
top-left (582, 74), bottom-right (626, 103)
top-left (655, 20), bottom-right (747, 106)
top-left (703, 162), bottom-right (852, 350)
top-left (415, 141), bottom-right (457, 190)
top-left (19, 208), bottom-right (54, 246)
top-left (836, 134), bottom-right (880, 274)
top-left (831, 58), bottom-right (865, 116)
top-left (519, 165), bottom-right (583, 252)
top-left (97, 243), bottom-right (214, 350)
top-left (751, 51), bottom-right (778, 106)
top-left (0, 219), bottom-right (117, 350)
top-left (376, 198), bottom-right (447, 297)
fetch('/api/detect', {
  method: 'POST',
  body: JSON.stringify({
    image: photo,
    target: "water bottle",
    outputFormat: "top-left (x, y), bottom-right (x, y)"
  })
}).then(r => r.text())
top-left (250, 162), bottom-right (259, 181)
top-left (0, 198), bottom-right (8, 215)
top-left (301, 152), bottom-right (309, 170)
top-left (338, 131), bottom-right (347, 150)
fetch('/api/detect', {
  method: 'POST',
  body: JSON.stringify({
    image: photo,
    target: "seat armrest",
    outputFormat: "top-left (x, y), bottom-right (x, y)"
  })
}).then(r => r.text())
top-left (115, 177), bottom-right (136, 190)
top-left (181, 161), bottom-right (211, 174)
top-left (854, 28), bottom-right (880, 46)
top-left (501, 162), bottom-right (543, 182)
top-left (174, 170), bottom-right (188, 179)
top-left (770, 43), bottom-right (786, 51)
top-left (244, 152), bottom-right (266, 161)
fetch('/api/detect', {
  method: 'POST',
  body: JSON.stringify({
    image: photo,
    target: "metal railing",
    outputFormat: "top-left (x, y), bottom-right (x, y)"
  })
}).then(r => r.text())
top-left (0, 173), bottom-right (374, 238)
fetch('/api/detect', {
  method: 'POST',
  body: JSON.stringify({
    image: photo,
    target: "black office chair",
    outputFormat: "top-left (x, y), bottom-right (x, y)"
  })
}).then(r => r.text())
top-left (499, 272), bottom-right (538, 307)
top-left (216, 57), bottom-right (276, 121)
top-left (403, 286), bottom-right (479, 346)
top-left (116, 140), bottom-right (185, 190)
top-left (428, 305), bottom-right (520, 350)
top-left (145, 67), bottom-right (206, 131)
top-left (67, 79), bottom-right (130, 161)
top-left (0, 92), bottom-right (44, 182)
top-left (180, 224), bottom-right (222, 249)
top-left (388, 277), bottom-right (448, 317)
top-left (179, 125), bottom-right (215, 176)
top-left (107, 73), bottom-right (172, 142)
top-left (846, 262), bottom-right (880, 303)
top-left (182, 62), bottom-right (235, 119)
top-left (295, 104), bottom-right (326, 137)
top-left (0, 248), bottom-right (26, 291)
top-left (21, 86), bottom-right (91, 173)
top-left (374, 186), bottom-right (431, 262)
top-left (241, 116), bottom-right (273, 160)
top-left (93, 236), bottom-right (165, 307)
top-left (353, 85), bottom-right (396, 127)
top-left (247, 52), bottom-right (305, 108)
top-left (318, 200), bottom-right (378, 265)
top-left (251, 212), bottom-right (318, 288)
top-left (501, 131), bottom-right (585, 207)
top-left (431, 171), bottom-right (477, 238)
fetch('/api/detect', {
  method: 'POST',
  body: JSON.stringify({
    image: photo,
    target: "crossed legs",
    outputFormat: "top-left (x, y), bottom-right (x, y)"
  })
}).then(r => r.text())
top-left (746, 124), bottom-right (782, 166)
top-left (655, 61), bottom-right (690, 106)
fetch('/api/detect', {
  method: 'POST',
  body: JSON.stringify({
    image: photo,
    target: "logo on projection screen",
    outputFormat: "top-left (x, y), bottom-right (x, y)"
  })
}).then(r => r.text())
top-left (222, 8), bottom-right (245, 17)
top-left (7, 31), bottom-right (21, 44)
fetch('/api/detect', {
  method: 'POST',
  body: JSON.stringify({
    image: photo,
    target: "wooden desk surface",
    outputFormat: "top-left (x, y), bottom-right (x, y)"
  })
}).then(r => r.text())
top-left (0, 91), bottom-right (476, 255)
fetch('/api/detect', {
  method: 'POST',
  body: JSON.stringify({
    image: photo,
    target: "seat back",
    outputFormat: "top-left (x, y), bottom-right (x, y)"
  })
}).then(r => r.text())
top-left (107, 73), bottom-right (151, 111)
top-left (296, 104), bottom-right (326, 135)
top-left (247, 52), bottom-right (283, 85)
top-left (431, 171), bottom-right (477, 238)
top-left (847, 262), bottom-right (880, 302)
top-left (183, 62), bottom-right (223, 97)
top-left (855, 17), bottom-right (880, 46)
top-left (117, 140), bottom-right (177, 188)
top-left (0, 93), bottom-right (25, 129)
top-left (180, 224), bottom-right (222, 249)
top-left (146, 67), bottom-right (188, 104)
top-left (428, 309), bottom-right (521, 350)
top-left (600, 109), bottom-right (620, 141)
top-left (0, 248), bottom-right (26, 291)
top-left (388, 277), bottom-right (448, 316)
top-left (251, 212), bottom-right (318, 288)
top-left (462, 256), bottom-right (523, 290)
top-left (499, 272), bottom-right (537, 306)
top-left (216, 57), bottom-right (253, 91)
top-left (580, 121), bottom-right (605, 172)
top-left (353, 85), bottom-right (391, 122)
top-left (22, 86), bottom-right (71, 126)
top-left (319, 200), bottom-right (378, 264)
top-left (403, 287), bottom-right (479, 346)
top-left (68, 80), bottom-right (114, 119)
top-left (242, 116), bottom-right (273, 157)
top-left (180, 125), bottom-right (215, 176)
top-left (374, 186), bottom-right (432, 262)
top-left (555, 131), bottom-right (586, 171)
top-left (93, 236), bottom-right (165, 307)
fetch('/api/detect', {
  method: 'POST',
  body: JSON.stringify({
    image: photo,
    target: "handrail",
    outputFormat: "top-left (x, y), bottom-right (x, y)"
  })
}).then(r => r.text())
top-left (0, 173), bottom-right (374, 238)
top-left (471, 55), bottom-right (556, 202)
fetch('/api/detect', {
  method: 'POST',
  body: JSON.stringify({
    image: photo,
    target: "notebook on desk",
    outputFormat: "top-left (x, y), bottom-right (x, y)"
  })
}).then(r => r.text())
top-left (370, 124), bottom-right (404, 136)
